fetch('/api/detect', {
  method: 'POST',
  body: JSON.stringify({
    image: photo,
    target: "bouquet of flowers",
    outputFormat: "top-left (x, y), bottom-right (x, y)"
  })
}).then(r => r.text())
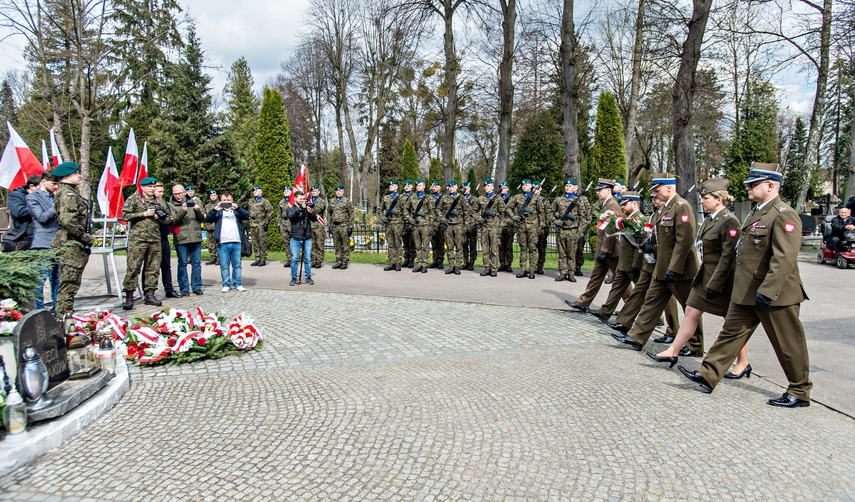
top-left (601, 212), bottom-right (656, 264)
top-left (67, 309), bottom-right (129, 342)
top-left (0, 299), bottom-right (24, 335)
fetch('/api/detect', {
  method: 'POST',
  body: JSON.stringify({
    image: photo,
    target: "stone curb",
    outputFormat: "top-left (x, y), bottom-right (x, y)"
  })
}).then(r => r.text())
top-left (0, 357), bottom-right (130, 477)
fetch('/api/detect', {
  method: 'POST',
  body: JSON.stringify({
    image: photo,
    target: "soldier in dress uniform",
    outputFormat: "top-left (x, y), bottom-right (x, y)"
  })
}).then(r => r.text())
top-left (551, 179), bottom-right (583, 282)
top-left (328, 184), bottom-right (354, 270)
top-left (611, 173), bottom-right (704, 356)
top-left (567, 178), bottom-right (622, 310)
top-left (594, 192), bottom-right (643, 323)
top-left (51, 162), bottom-right (94, 318)
top-left (401, 180), bottom-right (416, 268)
top-left (680, 166), bottom-right (812, 407)
top-left (473, 178), bottom-right (506, 276)
top-left (506, 178), bottom-right (545, 279)
top-left (460, 181), bottom-right (478, 271)
top-left (122, 177), bottom-right (166, 309)
top-left (438, 180), bottom-right (466, 275)
top-left (497, 182), bottom-right (515, 273)
top-left (204, 189), bottom-right (219, 265)
top-left (277, 186), bottom-right (294, 267)
top-left (309, 185), bottom-right (327, 268)
top-left (428, 181), bottom-right (446, 268)
top-left (246, 185), bottom-right (273, 267)
top-left (380, 180), bottom-right (404, 271)
top-left (405, 179), bottom-right (433, 273)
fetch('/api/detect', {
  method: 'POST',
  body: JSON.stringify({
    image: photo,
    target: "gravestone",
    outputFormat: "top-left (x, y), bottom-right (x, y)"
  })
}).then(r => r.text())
top-left (14, 310), bottom-right (69, 391)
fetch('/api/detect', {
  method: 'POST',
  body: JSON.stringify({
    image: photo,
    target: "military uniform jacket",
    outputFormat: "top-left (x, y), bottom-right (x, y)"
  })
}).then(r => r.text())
top-left (438, 192), bottom-right (465, 225)
top-left (595, 196), bottom-right (622, 255)
top-left (310, 197), bottom-right (326, 228)
top-left (400, 192), bottom-right (414, 225)
top-left (651, 194), bottom-right (698, 281)
top-left (248, 197), bottom-right (274, 228)
top-left (551, 194), bottom-right (583, 232)
top-left (474, 192), bottom-right (506, 228)
top-left (52, 183), bottom-right (93, 249)
top-left (507, 192), bottom-right (545, 230)
top-left (405, 192), bottom-right (433, 227)
top-left (380, 194), bottom-right (404, 224)
top-left (328, 197), bottom-right (354, 228)
top-left (732, 196), bottom-right (806, 307)
top-left (617, 210), bottom-right (646, 272)
top-left (278, 198), bottom-right (292, 231)
top-left (123, 193), bottom-right (164, 243)
top-left (168, 198), bottom-right (205, 245)
top-left (693, 208), bottom-right (740, 294)
top-left (642, 208), bottom-right (662, 274)
top-left (463, 194), bottom-right (478, 227)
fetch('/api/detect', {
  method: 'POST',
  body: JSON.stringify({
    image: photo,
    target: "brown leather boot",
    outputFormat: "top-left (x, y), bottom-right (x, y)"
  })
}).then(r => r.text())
top-left (122, 291), bottom-right (134, 311)
top-left (144, 290), bottom-right (162, 307)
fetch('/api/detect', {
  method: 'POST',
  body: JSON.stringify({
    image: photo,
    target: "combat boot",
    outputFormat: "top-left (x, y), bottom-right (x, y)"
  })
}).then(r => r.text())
top-left (144, 290), bottom-right (162, 307)
top-left (480, 269), bottom-right (491, 276)
top-left (395, 263), bottom-right (401, 271)
top-left (568, 274), bottom-right (577, 282)
top-left (122, 291), bottom-right (134, 311)
top-left (332, 263), bottom-right (342, 269)
top-left (516, 270), bottom-right (529, 278)
top-left (384, 264), bottom-right (396, 271)
top-left (466, 263), bottom-right (474, 271)
top-left (453, 266), bottom-right (461, 275)
top-left (258, 260), bottom-right (266, 266)
top-left (445, 267), bottom-right (455, 275)
top-left (205, 259), bottom-right (216, 265)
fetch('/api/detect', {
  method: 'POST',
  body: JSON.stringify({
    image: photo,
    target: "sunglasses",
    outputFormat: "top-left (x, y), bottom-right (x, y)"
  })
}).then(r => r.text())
top-left (746, 180), bottom-right (769, 189)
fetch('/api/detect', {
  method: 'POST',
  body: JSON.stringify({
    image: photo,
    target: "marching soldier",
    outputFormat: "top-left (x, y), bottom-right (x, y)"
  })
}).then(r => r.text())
top-left (474, 178), bottom-right (505, 276)
top-left (611, 173), bottom-right (704, 355)
top-left (204, 189), bottom-right (219, 265)
top-left (277, 186), bottom-right (294, 267)
top-left (428, 180), bottom-right (446, 268)
top-left (506, 178), bottom-right (546, 279)
top-left (51, 162), bottom-right (94, 318)
top-left (247, 185), bottom-right (273, 267)
top-left (438, 180), bottom-right (466, 274)
top-left (461, 181), bottom-right (478, 271)
top-left (405, 179), bottom-right (433, 273)
top-left (594, 192), bottom-right (643, 323)
top-left (380, 179), bottom-right (404, 271)
top-left (309, 185), bottom-right (327, 268)
top-left (497, 182), bottom-right (515, 273)
top-left (680, 165), bottom-right (812, 407)
top-left (401, 180), bottom-right (416, 268)
top-left (551, 179), bottom-right (583, 282)
top-left (122, 177), bottom-right (166, 309)
top-left (328, 184), bottom-right (354, 270)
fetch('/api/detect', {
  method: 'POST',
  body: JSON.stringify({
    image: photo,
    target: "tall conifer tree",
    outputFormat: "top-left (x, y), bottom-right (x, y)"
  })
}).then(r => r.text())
top-left (589, 92), bottom-right (627, 189)
top-left (401, 140), bottom-right (419, 181)
top-left (256, 87), bottom-right (294, 252)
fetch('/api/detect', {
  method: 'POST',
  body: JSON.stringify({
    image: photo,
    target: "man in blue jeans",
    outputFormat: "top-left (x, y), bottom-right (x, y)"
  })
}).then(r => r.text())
top-left (205, 190), bottom-right (250, 292)
top-left (286, 190), bottom-right (318, 286)
top-left (27, 173), bottom-right (60, 312)
top-left (168, 184), bottom-right (206, 295)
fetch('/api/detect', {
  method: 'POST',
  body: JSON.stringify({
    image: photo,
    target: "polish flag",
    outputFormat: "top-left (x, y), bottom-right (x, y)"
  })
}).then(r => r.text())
top-left (289, 162), bottom-right (308, 205)
top-left (99, 146), bottom-right (122, 218)
top-left (0, 121), bottom-right (45, 190)
top-left (50, 128), bottom-right (63, 167)
top-left (41, 139), bottom-right (50, 170)
top-left (135, 142), bottom-right (149, 193)
top-left (116, 128), bottom-right (139, 188)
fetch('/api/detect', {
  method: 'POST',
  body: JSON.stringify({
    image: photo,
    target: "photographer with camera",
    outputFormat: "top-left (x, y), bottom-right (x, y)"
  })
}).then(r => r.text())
top-left (121, 177), bottom-right (167, 310)
top-left (206, 191), bottom-right (250, 292)
top-left (286, 189), bottom-right (319, 286)
top-left (169, 184), bottom-right (206, 296)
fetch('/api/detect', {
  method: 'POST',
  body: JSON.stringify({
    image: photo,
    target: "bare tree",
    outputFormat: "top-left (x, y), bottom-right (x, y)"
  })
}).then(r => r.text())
top-left (559, 0), bottom-right (580, 180)
top-left (495, 0), bottom-right (516, 183)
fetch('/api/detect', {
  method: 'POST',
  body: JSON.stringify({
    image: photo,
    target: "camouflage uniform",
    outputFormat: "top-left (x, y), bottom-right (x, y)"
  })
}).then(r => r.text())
top-left (122, 192), bottom-right (165, 293)
top-left (499, 190), bottom-right (515, 271)
top-left (438, 190), bottom-right (466, 271)
top-left (205, 198), bottom-right (219, 263)
top-left (328, 195), bottom-right (354, 267)
top-left (405, 190), bottom-right (434, 269)
top-left (461, 193), bottom-right (479, 269)
top-left (552, 193), bottom-right (583, 277)
top-left (380, 192), bottom-right (404, 267)
top-left (429, 189), bottom-right (446, 267)
top-left (474, 190), bottom-right (506, 273)
top-left (53, 182), bottom-right (94, 318)
top-left (309, 195), bottom-right (327, 266)
top-left (506, 190), bottom-right (546, 275)
top-left (277, 197), bottom-right (293, 265)
top-left (575, 196), bottom-right (594, 273)
top-left (535, 192), bottom-right (550, 273)
top-left (247, 196), bottom-right (273, 264)
top-left (400, 190), bottom-right (416, 267)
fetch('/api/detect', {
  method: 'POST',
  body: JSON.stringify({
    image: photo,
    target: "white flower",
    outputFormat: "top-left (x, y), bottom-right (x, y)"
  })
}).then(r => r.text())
top-left (0, 321), bottom-right (16, 334)
top-left (0, 299), bottom-right (17, 311)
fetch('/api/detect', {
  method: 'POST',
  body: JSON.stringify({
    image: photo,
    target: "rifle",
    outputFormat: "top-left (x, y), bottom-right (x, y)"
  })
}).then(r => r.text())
top-left (681, 185), bottom-right (695, 199)
top-left (444, 192), bottom-right (463, 220)
top-left (412, 193), bottom-right (428, 224)
top-left (518, 178), bottom-right (546, 220)
top-left (481, 190), bottom-right (501, 222)
top-left (384, 194), bottom-right (400, 220)
top-left (559, 180), bottom-right (594, 223)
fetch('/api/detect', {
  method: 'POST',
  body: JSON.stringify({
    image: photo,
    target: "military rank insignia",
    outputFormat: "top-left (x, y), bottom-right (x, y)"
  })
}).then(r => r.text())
top-left (784, 222), bottom-right (796, 233)
top-left (728, 228), bottom-right (738, 238)
top-left (681, 214), bottom-right (689, 222)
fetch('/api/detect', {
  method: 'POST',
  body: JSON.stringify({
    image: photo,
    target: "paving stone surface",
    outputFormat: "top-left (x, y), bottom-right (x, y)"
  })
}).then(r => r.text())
top-left (2, 288), bottom-right (854, 500)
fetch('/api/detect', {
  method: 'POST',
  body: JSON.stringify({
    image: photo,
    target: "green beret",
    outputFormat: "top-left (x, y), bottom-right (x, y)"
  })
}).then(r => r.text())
top-left (532, 181), bottom-right (541, 187)
top-left (388, 179), bottom-right (398, 185)
top-left (282, 185), bottom-right (292, 191)
top-left (500, 181), bottom-right (509, 187)
top-left (334, 184), bottom-right (344, 190)
top-left (139, 177), bottom-right (157, 186)
top-left (208, 189), bottom-right (217, 195)
top-left (404, 179), bottom-right (413, 185)
top-left (613, 178), bottom-right (626, 186)
top-left (521, 178), bottom-right (532, 184)
top-left (415, 178), bottom-right (425, 184)
top-left (253, 185), bottom-right (262, 190)
top-left (447, 179), bottom-right (458, 186)
top-left (431, 181), bottom-right (441, 187)
top-left (52, 161), bottom-right (80, 178)
top-left (462, 181), bottom-right (471, 187)
top-left (484, 178), bottom-right (494, 184)
top-left (311, 185), bottom-right (319, 190)
top-left (564, 178), bottom-right (577, 186)
top-left (185, 185), bottom-right (195, 190)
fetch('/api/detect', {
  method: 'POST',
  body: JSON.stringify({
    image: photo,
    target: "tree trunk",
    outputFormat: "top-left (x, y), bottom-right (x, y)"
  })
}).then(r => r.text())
top-left (625, 0), bottom-right (645, 182)
top-left (79, 112), bottom-right (91, 199)
top-left (671, 0), bottom-right (712, 214)
top-left (442, 1), bottom-right (458, 182)
top-left (342, 95), bottom-right (362, 201)
top-left (334, 101), bottom-right (349, 202)
top-left (560, 0), bottom-right (580, 180)
top-left (845, 102), bottom-right (855, 202)
top-left (496, 0), bottom-right (516, 183)
top-left (794, 0), bottom-right (832, 214)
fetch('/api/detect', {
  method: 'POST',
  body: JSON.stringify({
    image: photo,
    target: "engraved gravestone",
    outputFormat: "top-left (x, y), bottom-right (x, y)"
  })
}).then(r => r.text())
top-left (14, 310), bottom-right (69, 391)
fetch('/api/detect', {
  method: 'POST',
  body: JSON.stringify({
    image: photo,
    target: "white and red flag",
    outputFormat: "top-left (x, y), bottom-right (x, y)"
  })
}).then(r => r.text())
top-left (98, 146), bottom-right (122, 218)
top-left (289, 162), bottom-right (308, 205)
top-left (135, 142), bottom-right (149, 193)
top-left (0, 121), bottom-right (45, 190)
top-left (41, 139), bottom-right (50, 170)
top-left (116, 128), bottom-right (138, 189)
top-left (50, 128), bottom-right (63, 167)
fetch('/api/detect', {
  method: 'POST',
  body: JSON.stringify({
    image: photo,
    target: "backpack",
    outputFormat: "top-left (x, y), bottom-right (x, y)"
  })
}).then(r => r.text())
top-left (1, 228), bottom-right (32, 252)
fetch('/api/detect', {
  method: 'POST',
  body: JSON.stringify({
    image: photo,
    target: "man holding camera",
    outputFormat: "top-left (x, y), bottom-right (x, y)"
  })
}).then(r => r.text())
top-left (286, 190), bottom-right (319, 286)
top-left (122, 177), bottom-right (166, 309)
top-left (169, 184), bottom-right (206, 296)
top-left (247, 185), bottom-right (273, 267)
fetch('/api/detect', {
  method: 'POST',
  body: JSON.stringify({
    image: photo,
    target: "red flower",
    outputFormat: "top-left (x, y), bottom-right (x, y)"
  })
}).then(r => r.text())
top-left (159, 325), bottom-right (170, 334)
top-left (139, 342), bottom-right (150, 349)
top-left (197, 338), bottom-right (207, 347)
top-left (175, 312), bottom-right (182, 318)
top-left (10, 310), bottom-right (23, 321)
top-left (166, 338), bottom-right (177, 347)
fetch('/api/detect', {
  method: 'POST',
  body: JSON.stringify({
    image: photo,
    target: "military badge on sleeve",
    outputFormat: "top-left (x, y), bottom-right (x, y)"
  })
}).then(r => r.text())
top-left (784, 222), bottom-right (796, 233)
top-left (681, 214), bottom-right (689, 222)
top-left (728, 228), bottom-right (738, 238)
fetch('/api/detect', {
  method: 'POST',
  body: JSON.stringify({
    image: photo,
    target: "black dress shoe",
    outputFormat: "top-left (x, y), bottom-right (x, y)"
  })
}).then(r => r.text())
top-left (646, 352), bottom-right (678, 368)
top-left (193, 290), bottom-right (203, 296)
top-left (165, 291), bottom-right (183, 298)
top-left (724, 364), bottom-right (752, 379)
top-left (679, 347), bottom-right (703, 357)
top-left (574, 270), bottom-right (584, 276)
top-left (678, 366), bottom-right (713, 393)
top-left (565, 300), bottom-right (588, 313)
top-left (384, 264), bottom-right (396, 271)
top-left (653, 335), bottom-right (675, 344)
top-left (767, 393), bottom-right (810, 408)
top-left (610, 332), bottom-right (643, 351)
top-left (607, 322), bottom-right (629, 334)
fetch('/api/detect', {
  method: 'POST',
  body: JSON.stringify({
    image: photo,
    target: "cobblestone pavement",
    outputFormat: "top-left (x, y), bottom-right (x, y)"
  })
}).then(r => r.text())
top-left (2, 288), bottom-right (854, 500)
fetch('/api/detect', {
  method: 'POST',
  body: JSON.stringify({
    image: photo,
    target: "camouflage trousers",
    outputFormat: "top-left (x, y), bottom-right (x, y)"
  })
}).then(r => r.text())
top-left (413, 224), bottom-right (432, 267)
top-left (311, 224), bottom-right (325, 264)
top-left (431, 224), bottom-right (446, 266)
top-left (331, 225), bottom-right (351, 265)
top-left (386, 222), bottom-right (403, 265)
top-left (516, 226), bottom-right (539, 272)
top-left (250, 225), bottom-right (268, 261)
top-left (206, 230), bottom-right (218, 261)
top-left (279, 227), bottom-right (291, 263)
top-left (500, 225), bottom-right (515, 267)
top-left (461, 225), bottom-right (478, 266)
top-left (576, 234), bottom-right (587, 271)
top-left (56, 244), bottom-right (90, 318)
top-left (480, 225), bottom-right (501, 271)
top-left (123, 240), bottom-right (161, 292)
top-left (536, 228), bottom-right (548, 270)
top-left (444, 223), bottom-right (465, 267)
top-left (556, 229), bottom-right (579, 276)
top-left (403, 225), bottom-right (416, 265)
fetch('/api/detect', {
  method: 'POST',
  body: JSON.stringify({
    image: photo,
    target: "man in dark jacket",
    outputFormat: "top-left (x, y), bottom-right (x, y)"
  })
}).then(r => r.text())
top-left (829, 207), bottom-right (855, 253)
top-left (286, 190), bottom-right (319, 286)
top-left (27, 173), bottom-right (60, 311)
top-left (9, 174), bottom-right (42, 237)
top-left (205, 190), bottom-right (250, 292)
